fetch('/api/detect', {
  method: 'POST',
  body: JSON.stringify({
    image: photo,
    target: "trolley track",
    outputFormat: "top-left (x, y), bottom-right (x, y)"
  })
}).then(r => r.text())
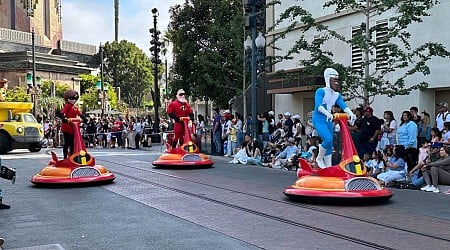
top-left (96, 157), bottom-right (450, 249)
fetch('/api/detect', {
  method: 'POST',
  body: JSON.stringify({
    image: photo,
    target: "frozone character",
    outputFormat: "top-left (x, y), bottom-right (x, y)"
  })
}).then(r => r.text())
top-left (312, 68), bottom-right (356, 168)
top-left (167, 89), bottom-right (194, 148)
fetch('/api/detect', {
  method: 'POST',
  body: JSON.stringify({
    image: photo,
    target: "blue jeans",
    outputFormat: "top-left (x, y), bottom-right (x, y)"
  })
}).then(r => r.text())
top-left (411, 169), bottom-right (425, 186)
top-left (213, 132), bottom-right (222, 154)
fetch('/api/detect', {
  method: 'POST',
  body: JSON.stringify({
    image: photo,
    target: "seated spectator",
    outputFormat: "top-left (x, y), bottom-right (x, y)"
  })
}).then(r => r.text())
top-left (420, 146), bottom-right (450, 193)
top-left (378, 144), bottom-right (406, 186)
top-left (408, 138), bottom-right (430, 189)
top-left (366, 150), bottom-right (385, 178)
top-left (229, 138), bottom-right (264, 167)
top-left (267, 137), bottom-right (298, 170)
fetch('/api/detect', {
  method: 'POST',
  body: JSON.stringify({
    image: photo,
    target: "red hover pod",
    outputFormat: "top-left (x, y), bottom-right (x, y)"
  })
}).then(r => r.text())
top-left (30, 118), bottom-right (115, 186)
top-left (284, 113), bottom-right (393, 204)
top-left (152, 117), bottom-right (214, 168)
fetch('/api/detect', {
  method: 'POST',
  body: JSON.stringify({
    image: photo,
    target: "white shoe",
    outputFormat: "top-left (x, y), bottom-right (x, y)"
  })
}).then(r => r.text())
top-left (420, 185), bottom-right (431, 191)
top-left (316, 144), bottom-right (326, 168)
top-left (428, 186), bottom-right (440, 193)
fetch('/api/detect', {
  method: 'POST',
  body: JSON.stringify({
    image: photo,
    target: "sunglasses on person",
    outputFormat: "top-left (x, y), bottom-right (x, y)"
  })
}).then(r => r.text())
top-left (178, 93), bottom-right (186, 96)
top-left (68, 96), bottom-right (79, 100)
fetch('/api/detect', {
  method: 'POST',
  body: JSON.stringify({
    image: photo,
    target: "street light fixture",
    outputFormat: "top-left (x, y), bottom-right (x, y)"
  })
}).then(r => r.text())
top-left (244, 32), bottom-right (265, 139)
top-left (150, 8), bottom-right (162, 133)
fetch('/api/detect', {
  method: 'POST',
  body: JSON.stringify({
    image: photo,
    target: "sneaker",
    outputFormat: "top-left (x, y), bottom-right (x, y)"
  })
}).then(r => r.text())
top-left (420, 185), bottom-right (432, 191)
top-left (431, 186), bottom-right (440, 193)
top-left (426, 186), bottom-right (439, 193)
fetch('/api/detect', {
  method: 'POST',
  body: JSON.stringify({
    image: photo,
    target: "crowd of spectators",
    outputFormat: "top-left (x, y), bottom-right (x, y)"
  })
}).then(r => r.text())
top-left (224, 102), bottom-right (450, 194)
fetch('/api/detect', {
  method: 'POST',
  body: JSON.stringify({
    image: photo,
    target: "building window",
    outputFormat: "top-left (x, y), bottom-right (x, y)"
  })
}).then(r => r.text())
top-left (351, 26), bottom-right (363, 72)
top-left (375, 19), bottom-right (389, 70)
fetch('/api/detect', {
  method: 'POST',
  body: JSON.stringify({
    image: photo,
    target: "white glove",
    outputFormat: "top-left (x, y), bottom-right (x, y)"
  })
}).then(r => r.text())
top-left (344, 107), bottom-right (357, 125)
top-left (318, 106), bottom-right (333, 122)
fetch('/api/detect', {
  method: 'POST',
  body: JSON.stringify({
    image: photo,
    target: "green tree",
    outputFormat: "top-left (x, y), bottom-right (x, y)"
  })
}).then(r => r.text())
top-left (80, 87), bottom-right (101, 112)
top-left (38, 96), bottom-right (64, 119)
top-left (40, 80), bottom-right (71, 98)
top-left (102, 40), bottom-right (153, 109)
top-left (273, 0), bottom-right (450, 106)
top-left (168, 0), bottom-right (245, 108)
top-left (79, 74), bottom-right (99, 94)
top-left (5, 86), bottom-right (30, 102)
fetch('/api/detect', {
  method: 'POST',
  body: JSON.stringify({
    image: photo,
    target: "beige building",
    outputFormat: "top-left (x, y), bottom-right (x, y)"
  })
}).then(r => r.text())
top-left (266, 0), bottom-right (450, 124)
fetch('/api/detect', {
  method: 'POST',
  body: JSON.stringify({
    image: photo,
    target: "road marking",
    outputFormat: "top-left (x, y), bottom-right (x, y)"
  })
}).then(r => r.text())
top-left (10, 243), bottom-right (65, 250)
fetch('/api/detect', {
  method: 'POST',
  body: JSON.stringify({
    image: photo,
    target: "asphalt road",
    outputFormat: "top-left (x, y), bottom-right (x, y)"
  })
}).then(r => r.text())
top-left (1, 147), bottom-right (449, 250)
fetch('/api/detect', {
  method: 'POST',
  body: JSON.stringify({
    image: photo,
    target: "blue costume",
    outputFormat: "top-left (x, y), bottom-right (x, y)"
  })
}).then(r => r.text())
top-left (312, 68), bottom-right (356, 168)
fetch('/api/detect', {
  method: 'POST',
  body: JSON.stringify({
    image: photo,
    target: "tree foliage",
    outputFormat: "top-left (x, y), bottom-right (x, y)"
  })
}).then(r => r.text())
top-left (168, 0), bottom-right (245, 108)
top-left (273, 0), bottom-right (450, 105)
top-left (102, 40), bottom-right (153, 108)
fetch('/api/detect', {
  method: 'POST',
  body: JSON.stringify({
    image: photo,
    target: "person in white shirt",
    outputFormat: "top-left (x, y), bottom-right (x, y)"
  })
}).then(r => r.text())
top-left (435, 102), bottom-right (450, 132)
top-left (134, 118), bottom-right (143, 149)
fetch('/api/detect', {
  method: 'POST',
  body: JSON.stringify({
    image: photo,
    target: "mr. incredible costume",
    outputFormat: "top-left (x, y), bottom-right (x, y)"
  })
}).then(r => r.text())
top-left (167, 89), bottom-right (194, 148)
top-left (312, 68), bottom-right (356, 168)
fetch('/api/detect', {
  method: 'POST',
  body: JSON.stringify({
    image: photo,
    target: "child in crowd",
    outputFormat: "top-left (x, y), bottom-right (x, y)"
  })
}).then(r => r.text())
top-left (366, 150), bottom-right (385, 178)
top-left (408, 138), bottom-right (430, 189)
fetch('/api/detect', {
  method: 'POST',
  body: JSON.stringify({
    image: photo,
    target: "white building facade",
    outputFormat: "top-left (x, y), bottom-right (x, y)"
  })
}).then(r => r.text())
top-left (267, 0), bottom-right (450, 124)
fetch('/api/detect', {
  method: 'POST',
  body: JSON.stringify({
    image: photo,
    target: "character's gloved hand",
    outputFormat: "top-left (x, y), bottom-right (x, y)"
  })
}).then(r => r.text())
top-left (325, 112), bottom-right (334, 122)
top-left (318, 106), bottom-right (333, 122)
top-left (344, 107), bottom-right (357, 125)
top-left (62, 118), bottom-right (68, 123)
top-left (174, 117), bottom-right (180, 122)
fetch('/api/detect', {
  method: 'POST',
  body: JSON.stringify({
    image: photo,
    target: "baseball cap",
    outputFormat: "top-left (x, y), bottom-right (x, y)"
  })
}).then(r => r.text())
top-left (364, 107), bottom-right (373, 113)
top-left (292, 115), bottom-right (301, 120)
top-left (284, 112), bottom-right (291, 116)
top-left (288, 137), bottom-right (296, 143)
top-left (224, 110), bottom-right (230, 114)
top-left (268, 111), bottom-right (275, 116)
top-left (437, 102), bottom-right (448, 108)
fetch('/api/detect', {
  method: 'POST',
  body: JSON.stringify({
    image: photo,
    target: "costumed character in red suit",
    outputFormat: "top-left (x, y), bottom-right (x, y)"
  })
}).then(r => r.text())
top-left (167, 89), bottom-right (194, 148)
top-left (57, 90), bottom-right (87, 159)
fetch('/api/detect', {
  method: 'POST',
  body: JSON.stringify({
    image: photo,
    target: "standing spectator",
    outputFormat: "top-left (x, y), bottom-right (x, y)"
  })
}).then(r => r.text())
top-left (398, 110), bottom-right (419, 170)
top-left (435, 102), bottom-right (450, 132)
top-left (257, 112), bottom-right (270, 146)
top-left (234, 113), bottom-right (244, 148)
top-left (212, 108), bottom-right (222, 155)
top-left (127, 117), bottom-right (136, 149)
top-left (304, 111), bottom-right (315, 138)
top-left (134, 117), bottom-right (143, 149)
top-left (410, 106), bottom-right (421, 124)
top-left (113, 116), bottom-right (124, 148)
top-left (276, 113), bottom-right (285, 129)
top-left (418, 111), bottom-right (432, 142)
top-left (358, 106), bottom-right (381, 159)
top-left (195, 114), bottom-right (206, 152)
top-left (283, 112), bottom-right (294, 139)
top-left (349, 107), bottom-right (364, 153)
top-left (378, 110), bottom-right (397, 151)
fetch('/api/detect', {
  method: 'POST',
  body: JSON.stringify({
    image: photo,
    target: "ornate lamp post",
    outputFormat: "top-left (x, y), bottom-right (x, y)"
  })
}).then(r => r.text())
top-left (150, 8), bottom-right (162, 132)
top-left (244, 32), bottom-right (265, 138)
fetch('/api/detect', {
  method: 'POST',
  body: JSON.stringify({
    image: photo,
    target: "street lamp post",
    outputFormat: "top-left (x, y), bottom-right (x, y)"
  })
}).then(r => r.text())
top-left (150, 8), bottom-right (162, 133)
top-left (244, 32), bottom-right (265, 139)
top-left (99, 43), bottom-right (105, 118)
top-left (31, 28), bottom-right (37, 116)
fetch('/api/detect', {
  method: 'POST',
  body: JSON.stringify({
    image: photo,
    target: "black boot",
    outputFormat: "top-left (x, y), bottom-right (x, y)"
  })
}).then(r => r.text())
top-left (0, 203), bottom-right (11, 209)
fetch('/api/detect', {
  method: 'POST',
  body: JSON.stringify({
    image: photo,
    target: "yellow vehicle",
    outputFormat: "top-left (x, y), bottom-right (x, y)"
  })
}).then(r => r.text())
top-left (0, 102), bottom-right (44, 153)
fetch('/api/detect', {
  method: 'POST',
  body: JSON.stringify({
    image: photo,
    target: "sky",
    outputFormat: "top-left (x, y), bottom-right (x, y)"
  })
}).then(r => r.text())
top-left (62, 0), bottom-right (183, 56)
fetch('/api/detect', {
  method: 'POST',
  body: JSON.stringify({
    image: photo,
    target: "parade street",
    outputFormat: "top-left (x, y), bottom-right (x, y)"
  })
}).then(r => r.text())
top-left (1, 147), bottom-right (450, 250)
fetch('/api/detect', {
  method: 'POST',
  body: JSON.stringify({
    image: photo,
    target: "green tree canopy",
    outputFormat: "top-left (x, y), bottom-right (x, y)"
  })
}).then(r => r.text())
top-left (102, 40), bottom-right (153, 108)
top-left (273, 0), bottom-right (450, 106)
top-left (168, 0), bottom-right (245, 108)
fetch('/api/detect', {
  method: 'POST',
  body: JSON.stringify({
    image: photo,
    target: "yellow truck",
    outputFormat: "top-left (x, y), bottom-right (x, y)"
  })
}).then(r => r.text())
top-left (0, 102), bottom-right (44, 153)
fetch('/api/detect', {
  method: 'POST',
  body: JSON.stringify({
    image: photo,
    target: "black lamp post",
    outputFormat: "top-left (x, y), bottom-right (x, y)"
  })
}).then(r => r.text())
top-left (244, 0), bottom-right (266, 139)
top-left (150, 8), bottom-right (162, 132)
top-left (244, 33), bottom-right (265, 139)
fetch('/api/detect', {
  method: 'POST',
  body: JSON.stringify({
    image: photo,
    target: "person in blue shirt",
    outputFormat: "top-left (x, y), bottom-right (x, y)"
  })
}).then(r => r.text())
top-left (313, 68), bottom-right (356, 168)
top-left (269, 137), bottom-right (299, 169)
